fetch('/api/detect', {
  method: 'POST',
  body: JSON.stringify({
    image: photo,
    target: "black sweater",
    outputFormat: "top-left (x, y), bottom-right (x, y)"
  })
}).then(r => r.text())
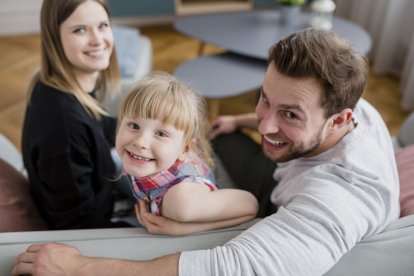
top-left (22, 82), bottom-right (120, 229)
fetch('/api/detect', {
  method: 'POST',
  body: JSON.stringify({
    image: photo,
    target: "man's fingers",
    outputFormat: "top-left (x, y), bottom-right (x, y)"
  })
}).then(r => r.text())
top-left (12, 262), bottom-right (33, 275)
top-left (15, 252), bottom-right (35, 264)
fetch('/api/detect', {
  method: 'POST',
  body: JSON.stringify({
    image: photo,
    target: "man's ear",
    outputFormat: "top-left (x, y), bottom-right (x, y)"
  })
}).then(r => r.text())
top-left (330, 108), bottom-right (353, 129)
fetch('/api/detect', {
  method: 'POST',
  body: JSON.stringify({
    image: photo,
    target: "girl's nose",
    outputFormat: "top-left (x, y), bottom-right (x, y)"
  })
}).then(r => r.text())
top-left (132, 132), bottom-right (150, 149)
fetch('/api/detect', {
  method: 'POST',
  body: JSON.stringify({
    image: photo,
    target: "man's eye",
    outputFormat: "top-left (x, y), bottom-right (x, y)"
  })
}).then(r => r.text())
top-left (260, 91), bottom-right (268, 105)
top-left (127, 122), bottom-right (139, 130)
top-left (284, 111), bottom-right (298, 120)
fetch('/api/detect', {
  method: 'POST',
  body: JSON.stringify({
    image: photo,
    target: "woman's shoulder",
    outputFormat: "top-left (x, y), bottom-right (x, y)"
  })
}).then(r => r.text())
top-left (27, 82), bottom-right (92, 128)
top-left (32, 81), bottom-right (77, 104)
top-left (30, 81), bottom-right (89, 117)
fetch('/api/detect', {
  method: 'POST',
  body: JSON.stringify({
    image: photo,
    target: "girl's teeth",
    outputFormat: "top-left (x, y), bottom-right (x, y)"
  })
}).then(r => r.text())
top-left (130, 152), bottom-right (151, 161)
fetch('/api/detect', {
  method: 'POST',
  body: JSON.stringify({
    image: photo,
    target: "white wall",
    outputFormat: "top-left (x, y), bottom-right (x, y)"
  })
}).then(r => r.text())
top-left (0, 0), bottom-right (42, 36)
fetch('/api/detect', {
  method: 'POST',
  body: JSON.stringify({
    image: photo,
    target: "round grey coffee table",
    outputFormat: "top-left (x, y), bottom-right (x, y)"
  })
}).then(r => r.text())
top-left (175, 10), bottom-right (372, 58)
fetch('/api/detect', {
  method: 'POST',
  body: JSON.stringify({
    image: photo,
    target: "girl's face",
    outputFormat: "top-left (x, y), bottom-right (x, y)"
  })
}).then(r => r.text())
top-left (116, 116), bottom-right (188, 178)
top-left (60, 0), bottom-right (113, 83)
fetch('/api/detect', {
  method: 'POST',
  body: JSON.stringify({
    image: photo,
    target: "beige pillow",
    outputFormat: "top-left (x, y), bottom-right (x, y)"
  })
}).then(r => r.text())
top-left (0, 159), bottom-right (47, 232)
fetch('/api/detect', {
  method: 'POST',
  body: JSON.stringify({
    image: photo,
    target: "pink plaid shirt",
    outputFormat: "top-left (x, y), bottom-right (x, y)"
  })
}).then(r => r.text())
top-left (130, 152), bottom-right (218, 215)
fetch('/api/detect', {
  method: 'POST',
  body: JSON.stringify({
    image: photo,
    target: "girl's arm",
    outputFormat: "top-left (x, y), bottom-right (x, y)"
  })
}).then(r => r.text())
top-left (135, 182), bottom-right (258, 235)
top-left (162, 182), bottom-right (258, 223)
top-left (135, 200), bottom-right (256, 236)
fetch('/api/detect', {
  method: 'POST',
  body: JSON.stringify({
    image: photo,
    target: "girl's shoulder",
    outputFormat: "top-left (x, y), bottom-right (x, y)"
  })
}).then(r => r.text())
top-left (178, 152), bottom-right (216, 182)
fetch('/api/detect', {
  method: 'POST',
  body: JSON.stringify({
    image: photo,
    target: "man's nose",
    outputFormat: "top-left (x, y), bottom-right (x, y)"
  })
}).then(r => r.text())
top-left (258, 113), bottom-right (280, 135)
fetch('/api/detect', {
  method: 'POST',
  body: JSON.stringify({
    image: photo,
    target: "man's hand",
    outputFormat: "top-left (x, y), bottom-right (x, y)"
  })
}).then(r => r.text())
top-left (13, 242), bottom-right (87, 275)
top-left (209, 115), bottom-right (238, 140)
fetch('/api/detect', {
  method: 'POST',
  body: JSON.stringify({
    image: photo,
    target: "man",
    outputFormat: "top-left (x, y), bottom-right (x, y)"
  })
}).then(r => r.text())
top-left (13, 28), bottom-right (399, 275)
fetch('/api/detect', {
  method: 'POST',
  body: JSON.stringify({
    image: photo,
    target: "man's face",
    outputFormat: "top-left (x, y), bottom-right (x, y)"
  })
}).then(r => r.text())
top-left (256, 64), bottom-right (331, 163)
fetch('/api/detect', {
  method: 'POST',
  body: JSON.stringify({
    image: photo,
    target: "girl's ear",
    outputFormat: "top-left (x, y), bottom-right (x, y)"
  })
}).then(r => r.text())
top-left (179, 138), bottom-right (197, 160)
top-left (185, 138), bottom-right (197, 152)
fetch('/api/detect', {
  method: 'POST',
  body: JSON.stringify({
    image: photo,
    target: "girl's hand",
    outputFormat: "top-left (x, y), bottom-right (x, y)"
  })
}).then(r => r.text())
top-left (135, 200), bottom-right (186, 236)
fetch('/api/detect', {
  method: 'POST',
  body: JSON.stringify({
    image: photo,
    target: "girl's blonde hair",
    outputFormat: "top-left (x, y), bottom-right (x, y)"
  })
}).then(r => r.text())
top-left (118, 72), bottom-right (214, 167)
top-left (30, 0), bottom-right (120, 119)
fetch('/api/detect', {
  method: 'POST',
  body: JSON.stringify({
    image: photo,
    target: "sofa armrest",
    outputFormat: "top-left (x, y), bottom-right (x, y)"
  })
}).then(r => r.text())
top-left (0, 220), bottom-right (258, 275)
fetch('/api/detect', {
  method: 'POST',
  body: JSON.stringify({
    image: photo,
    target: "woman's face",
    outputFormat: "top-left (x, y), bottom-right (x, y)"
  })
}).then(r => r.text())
top-left (60, 0), bottom-right (113, 82)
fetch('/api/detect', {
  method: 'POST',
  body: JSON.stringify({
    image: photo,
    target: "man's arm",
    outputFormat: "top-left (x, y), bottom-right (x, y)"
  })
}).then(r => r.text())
top-left (209, 113), bottom-right (258, 139)
top-left (13, 243), bottom-right (180, 276)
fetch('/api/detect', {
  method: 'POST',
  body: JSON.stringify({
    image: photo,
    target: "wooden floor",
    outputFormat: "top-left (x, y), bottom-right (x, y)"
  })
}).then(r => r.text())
top-left (0, 24), bottom-right (410, 150)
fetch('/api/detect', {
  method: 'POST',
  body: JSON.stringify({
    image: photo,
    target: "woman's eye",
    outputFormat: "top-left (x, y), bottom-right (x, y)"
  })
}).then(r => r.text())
top-left (99, 22), bottom-right (110, 29)
top-left (127, 122), bottom-right (139, 130)
top-left (73, 27), bottom-right (86, 34)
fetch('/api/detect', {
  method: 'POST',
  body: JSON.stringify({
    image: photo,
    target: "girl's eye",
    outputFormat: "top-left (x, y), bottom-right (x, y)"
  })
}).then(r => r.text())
top-left (155, 131), bottom-right (168, 138)
top-left (127, 122), bottom-right (139, 130)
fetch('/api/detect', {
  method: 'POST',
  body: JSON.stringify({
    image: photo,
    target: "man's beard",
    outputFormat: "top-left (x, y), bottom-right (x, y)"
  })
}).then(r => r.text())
top-left (262, 126), bottom-right (324, 163)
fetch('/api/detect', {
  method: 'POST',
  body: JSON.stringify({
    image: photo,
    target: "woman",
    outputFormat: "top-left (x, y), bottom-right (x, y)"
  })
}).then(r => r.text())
top-left (22, 0), bottom-right (130, 229)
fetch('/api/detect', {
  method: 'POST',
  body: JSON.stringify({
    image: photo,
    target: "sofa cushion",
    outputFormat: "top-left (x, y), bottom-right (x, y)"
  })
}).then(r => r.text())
top-left (112, 26), bottom-right (141, 78)
top-left (395, 144), bottom-right (414, 217)
top-left (0, 159), bottom-right (47, 232)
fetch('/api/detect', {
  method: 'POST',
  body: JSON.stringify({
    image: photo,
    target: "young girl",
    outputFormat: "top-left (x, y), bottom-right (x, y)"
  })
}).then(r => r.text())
top-left (116, 72), bottom-right (258, 235)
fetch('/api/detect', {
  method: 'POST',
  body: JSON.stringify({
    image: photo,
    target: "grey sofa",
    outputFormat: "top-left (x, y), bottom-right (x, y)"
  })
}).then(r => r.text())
top-left (1, 111), bottom-right (414, 275)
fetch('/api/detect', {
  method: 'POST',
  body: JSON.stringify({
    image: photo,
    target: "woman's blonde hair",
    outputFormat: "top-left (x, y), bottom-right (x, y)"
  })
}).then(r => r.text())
top-left (118, 72), bottom-right (214, 167)
top-left (30, 0), bottom-right (120, 119)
